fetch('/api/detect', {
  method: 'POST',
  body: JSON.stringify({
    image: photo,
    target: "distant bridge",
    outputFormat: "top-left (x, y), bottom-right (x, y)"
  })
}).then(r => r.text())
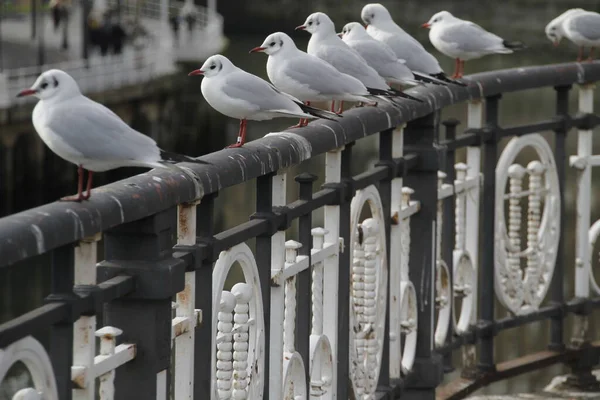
top-left (0, 62), bottom-right (599, 400)
top-left (0, 0), bottom-right (225, 109)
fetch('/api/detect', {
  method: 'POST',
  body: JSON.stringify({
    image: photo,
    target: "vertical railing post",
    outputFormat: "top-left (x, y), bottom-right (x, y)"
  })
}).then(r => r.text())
top-left (337, 143), bottom-right (354, 400)
top-left (388, 125), bottom-right (405, 381)
top-left (462, 100), bottom-right (483, 376)
top-left (257, 173), bottom-right (274, 400)
top-left (549, 84), bottom-right (571, 352)
top-left (478, 95), bottom-right (501, 373)
top-left (376, 128), bottom-right (393, 387)
top-left (194, 193), bottom-right (216, 398)
top-left (322, 148), bottom-right (343, 399)
top-left (567, 82), bottom-right (599, 390)
top-left (295, 172), bottom-right (317, 386)
top-left (98, 208), bottom-right (185, 399)
top-left (72, 233), bottom-right (102, 399)
top-left (47, 244), bottom-right (76, 400)
top-left (442, 119), bottom-right (459, 372)
top-left (404, 112), bottom-right (443, 400)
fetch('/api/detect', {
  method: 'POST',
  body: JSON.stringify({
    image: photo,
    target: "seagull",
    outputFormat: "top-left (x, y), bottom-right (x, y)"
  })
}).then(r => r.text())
top-left (546, 9), bottom-right (600, 61)
top-left (250, 32), bottom-right (385, 127)
top-left (17, 69), bottom-right (208, 202)
top-left (189, 54), bottom-right (339, 145)
top-left (339, 22), bottom-right (447, 87)
top-left (296, 11), bottom-right (421, 111)
top-left (423, 11), bottom-right (526, 78)
top-left (361, 3), bottom-right (460, 85)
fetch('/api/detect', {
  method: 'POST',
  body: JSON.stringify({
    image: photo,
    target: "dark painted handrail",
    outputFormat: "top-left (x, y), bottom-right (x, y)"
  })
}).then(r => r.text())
top-left (1, 61), bottom-right (599, 268)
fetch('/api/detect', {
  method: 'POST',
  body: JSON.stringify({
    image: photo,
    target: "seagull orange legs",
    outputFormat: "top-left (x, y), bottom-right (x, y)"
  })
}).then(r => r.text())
top-left (60, 165), bottom-right (93, 202)
top-left (290, 101), bottom-right (311, 128)
top-left (228, 119), bottom-right (248, 148)
top-left (452, 59), bottom-right (465, 78)
top-left (576, 47), bottom-right (596, 62)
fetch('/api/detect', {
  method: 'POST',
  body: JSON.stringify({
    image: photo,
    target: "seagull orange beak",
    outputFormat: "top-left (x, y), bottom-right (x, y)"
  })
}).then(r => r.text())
top-left (421, 22), bottom-right (431, 28)
top-left (553, 40), bottom-right (560, 47)
top-left (295, 25), bottom-right (306, 30)
top-left (249, 46), bottom-right (266, 53)
top-left (16, 88), bottom-right (36, 97)
top-left (188, 69), bottom-right (204, 76)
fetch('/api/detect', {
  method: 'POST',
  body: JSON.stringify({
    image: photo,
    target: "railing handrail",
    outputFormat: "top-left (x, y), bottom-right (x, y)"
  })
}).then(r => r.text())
top-left (1, 61), bottom-right (599, 268)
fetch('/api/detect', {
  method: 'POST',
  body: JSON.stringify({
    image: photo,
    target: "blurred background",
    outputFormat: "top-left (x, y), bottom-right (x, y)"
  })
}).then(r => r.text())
top-left (1, 0), bottom-right (600, 397)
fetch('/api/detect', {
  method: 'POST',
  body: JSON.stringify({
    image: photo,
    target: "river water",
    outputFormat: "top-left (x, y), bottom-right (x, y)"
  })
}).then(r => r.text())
top-left (1, 5), bottom-right (600, 397)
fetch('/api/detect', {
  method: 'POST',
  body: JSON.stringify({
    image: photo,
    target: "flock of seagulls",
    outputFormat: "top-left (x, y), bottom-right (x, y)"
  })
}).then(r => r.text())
top-left (15, 4), bottom-right (600, 201)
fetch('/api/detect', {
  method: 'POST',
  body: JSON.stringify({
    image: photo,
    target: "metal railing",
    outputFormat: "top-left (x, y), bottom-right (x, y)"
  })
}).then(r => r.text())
top-left (0, 62), bottom-right (600, 400)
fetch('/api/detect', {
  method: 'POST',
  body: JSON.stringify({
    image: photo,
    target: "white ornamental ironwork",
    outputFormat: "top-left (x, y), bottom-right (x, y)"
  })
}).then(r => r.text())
top-left (349, 185), bottom-right (388, 399)
top-left (212, 243), bottom-right (266, 400)
top-left (434, 171), bottom-right (452, 347)
top-left (0, 336), bottom-right (59, 400)
top-left (494, 134), bottom-right (560, 315)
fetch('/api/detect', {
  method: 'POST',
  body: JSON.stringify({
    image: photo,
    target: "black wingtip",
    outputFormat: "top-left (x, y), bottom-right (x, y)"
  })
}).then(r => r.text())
top-left (503, 40), bottom-right (527, 50)
top-left (160, 150), bottom-right (210, 165)
top-left (366, 87), bottom-right (393, 96)
top-left (298, 102), bottom-right (340, 121)
top-left (412, 72), bottom-right (448, 86)
top-left (431, 73), bottom-right (468, 86)
top-left (389, 88), bottom-right (424, 103)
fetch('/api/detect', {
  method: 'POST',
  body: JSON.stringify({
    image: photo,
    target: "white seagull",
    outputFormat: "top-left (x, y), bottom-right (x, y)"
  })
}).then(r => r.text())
top-left (17, 69), bottom-right (207, 202)
top-left (423, 11), bottom-right (525, 78)
top-left (250, 32), bottom-right (382, 126)
top-left (296, 11), bottom-right (421, 109)
top-left (339, 22), bottom-right (446, 87)
top-left (189, 54), bottom-right (339, 146)
top-left (545, 9), bottom-right (600, 61)
top-left (361, 3), bottom-right (454, 83)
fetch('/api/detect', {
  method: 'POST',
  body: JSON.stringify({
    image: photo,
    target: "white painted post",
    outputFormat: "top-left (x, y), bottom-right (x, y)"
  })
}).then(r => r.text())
top-left (269, 171), bottom-right (287, 398)
top-left (284, 241), bottom-right (301, 355)
top-left (574, 85), bottom-right (594, 299)
top-left (389, 126), bottom-right (404, 380)
top-left (174, 201), bottom-right (200, 400)
top-left (323, 148), bottom-right (342, 399)
top-left (95, 326), bottom-right (123, 400)
top-left (72, 233), bottom-right (101, 399)
top-left (463, 100), bottom-right (483, 367)
top-left (311, 228), bottom-right (327, 337)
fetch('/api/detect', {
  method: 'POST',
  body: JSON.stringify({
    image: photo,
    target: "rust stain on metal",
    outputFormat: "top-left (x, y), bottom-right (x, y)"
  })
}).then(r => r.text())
top-left (178, 205), bottom-right (191, 240)
top-left (132, 194), bottom-right (141, 199)
top-left (391, 212), bottom-right (399, 225)
top-left (154, 183), bottom-right (163, 202)
top-left (72, 371), bottom-right (86, 389)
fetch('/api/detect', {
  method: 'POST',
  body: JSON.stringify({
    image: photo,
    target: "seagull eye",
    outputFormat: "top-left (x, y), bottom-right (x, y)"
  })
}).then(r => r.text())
top-left (40, 82), bottom-right (48, 89)
top-left (269, 41), bottom-right (276, 47)
top-left (371, 13), bottom-right (374, 18)
top-left (210, 64), bottom-right (216, 70)
top-left (308, 21), bottom-right (313, 26)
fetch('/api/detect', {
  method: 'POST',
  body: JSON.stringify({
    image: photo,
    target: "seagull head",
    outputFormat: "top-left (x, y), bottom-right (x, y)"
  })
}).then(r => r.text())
top-left (17, 69), bottom-right (81, 101)
top-left (296, 12), bottom-right (335, 36)
top-left (544, 9), bottom-right (583, 46)
top-left (340, 22), bottom-right (369, 40)
top-left (251, 32), bottom-right (297, 56)
top-left (422, 11), bottom-right (454, 29)
top-left (361, 3), bottom-right (392, 27)
top-left (189, 54), bottom-right (234, 78)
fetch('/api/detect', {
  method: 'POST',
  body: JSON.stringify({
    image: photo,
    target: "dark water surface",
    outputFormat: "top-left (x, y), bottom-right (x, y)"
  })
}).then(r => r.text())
top-left (2, 6), bottom-right (600, 396)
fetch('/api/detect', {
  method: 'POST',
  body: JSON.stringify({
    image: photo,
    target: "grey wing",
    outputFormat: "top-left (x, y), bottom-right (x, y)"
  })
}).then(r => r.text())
top-left (284, 56), bottom-right (365, 95)
top-left (571, 13), bottom-right (600, 40)
top-left (46, 99), bottom-right (160, 162)
top-left (314, 44), bottom-right (376, 81)
top-left (222, 71), bottom-right (298, 112)
top-left (350, 40), bottom-right (413, 80)
top-left (441, 23), bottom-right (504, 52)
top-left (382, 35), bottom-right (442, 74)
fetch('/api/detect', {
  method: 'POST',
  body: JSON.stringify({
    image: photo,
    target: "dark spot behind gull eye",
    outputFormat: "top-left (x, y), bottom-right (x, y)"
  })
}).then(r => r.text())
top-left (279, 39), bottom-right (283, 46)
top-left (269, 41), bottom-right (276, 47)
top-left (40, 82), bottom-right (48, 90)
top-left (52, 77), bottom-right (59, 87)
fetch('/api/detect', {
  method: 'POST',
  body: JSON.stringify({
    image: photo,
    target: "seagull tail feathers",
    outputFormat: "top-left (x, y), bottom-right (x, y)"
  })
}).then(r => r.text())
top-left (298, 103), bottom-right (341, 121)
top-left (160, 150), bottom-right (210, 165)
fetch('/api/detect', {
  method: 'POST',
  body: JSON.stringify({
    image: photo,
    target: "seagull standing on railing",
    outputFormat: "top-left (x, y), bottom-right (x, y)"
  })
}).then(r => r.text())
top-left (296, 12), bottom-right (422, 113)
top-left (422, 11), bottom-right (526, 78)
top-left (250, 32), bottom-right (390, 127)
top-left (189, 54), bottom-right (340, 147)
top-left (17, 69), bottom-right (208, 202)
top-left (339, 22), bottom-right (447, 87)
top-left (360, 3), bottom-right (461, 85)
top-left (545, 8), bottom-right (600, 62)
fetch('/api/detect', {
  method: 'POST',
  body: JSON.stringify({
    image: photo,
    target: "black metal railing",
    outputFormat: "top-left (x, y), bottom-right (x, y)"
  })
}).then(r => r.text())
top-left (0, 61), bottom-right (600, 400)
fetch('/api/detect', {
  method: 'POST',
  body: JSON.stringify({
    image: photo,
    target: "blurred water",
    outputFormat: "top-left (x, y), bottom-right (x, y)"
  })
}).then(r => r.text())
top-left (2, 3), bottom-right (600, 397)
